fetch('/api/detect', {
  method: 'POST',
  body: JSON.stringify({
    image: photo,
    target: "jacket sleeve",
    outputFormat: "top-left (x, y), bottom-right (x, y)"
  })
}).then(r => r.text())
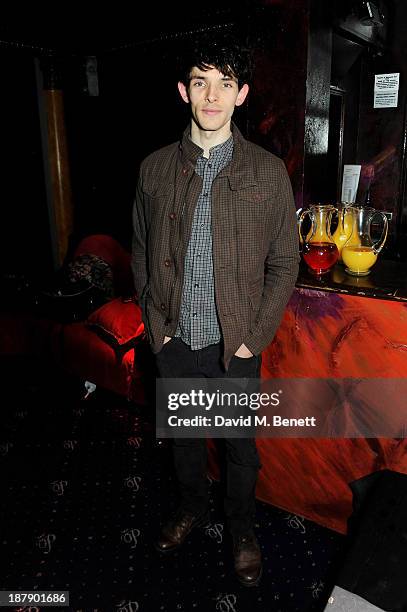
top-left (243, 159), bottom-right (300, 355)
top-left (131, 172), bottom-right (150, 312)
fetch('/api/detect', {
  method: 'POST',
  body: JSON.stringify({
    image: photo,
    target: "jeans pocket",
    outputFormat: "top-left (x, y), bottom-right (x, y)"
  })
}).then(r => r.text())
top-left (157, 336), bottom-right (176, 357)
top-left (228, 354), bottom-right (260, 379)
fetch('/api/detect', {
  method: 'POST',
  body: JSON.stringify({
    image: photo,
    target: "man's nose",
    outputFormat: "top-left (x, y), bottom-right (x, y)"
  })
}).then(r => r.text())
top-left (206, 85), bottom-right (218, 102)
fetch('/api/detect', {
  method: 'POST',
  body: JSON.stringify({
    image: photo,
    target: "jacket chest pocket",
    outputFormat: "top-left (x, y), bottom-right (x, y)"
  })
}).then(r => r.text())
top-left (234, 190), bottom-right (270, 236)
top-left (148, 188), bottom-right (173, 222)
top-left (235, 187), bottom-right (269, 210)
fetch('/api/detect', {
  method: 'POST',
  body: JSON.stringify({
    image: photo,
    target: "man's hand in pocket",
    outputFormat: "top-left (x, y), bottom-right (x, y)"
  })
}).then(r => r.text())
top-left (234, 344), bottom-right (253, 358)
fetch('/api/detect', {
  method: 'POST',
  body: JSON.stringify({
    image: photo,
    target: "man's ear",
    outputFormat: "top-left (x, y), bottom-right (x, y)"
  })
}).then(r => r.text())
top-left (235, 83), bottom-right (249, 107)
top-left (177, 81), bottom-right (190, 103)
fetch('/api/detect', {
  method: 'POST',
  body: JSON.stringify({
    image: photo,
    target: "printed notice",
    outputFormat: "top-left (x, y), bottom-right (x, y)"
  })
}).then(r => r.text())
top-left (341, 165), bottom-right (361, 203)
top-left (374, 73), bottom-right (400, 108)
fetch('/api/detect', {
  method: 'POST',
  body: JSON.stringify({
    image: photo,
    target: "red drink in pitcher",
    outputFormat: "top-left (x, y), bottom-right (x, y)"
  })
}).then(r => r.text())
top-left (302, 242), bottom-right (339, 275)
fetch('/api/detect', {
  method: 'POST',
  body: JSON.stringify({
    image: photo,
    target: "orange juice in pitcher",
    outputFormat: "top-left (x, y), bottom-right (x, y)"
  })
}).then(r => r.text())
top-left (341, 206), bottom-right (388, 276)
top-left (341, 246), bottom-right (378, 272)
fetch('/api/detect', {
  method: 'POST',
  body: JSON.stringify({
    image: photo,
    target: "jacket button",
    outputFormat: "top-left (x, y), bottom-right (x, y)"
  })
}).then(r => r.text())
top-left (182, 167), bottom-right (188, 175)
top-left (161, 303), bottom-right (166, 311)
top-left (169, 212), bottom-right (176, 220)
top-left (164, 259), bottom-right (171, 267)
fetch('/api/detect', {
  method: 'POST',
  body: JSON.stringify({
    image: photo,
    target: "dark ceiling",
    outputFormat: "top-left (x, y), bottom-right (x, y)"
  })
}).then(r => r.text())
top-left (0, 2), bottom-right (259, 56)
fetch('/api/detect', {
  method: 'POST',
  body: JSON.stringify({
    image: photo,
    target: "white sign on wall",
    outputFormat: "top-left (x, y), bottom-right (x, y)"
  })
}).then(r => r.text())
top-left (374, 73), bottom-right (400, 108)
top-left (341, 165), bottom-right (361, 203)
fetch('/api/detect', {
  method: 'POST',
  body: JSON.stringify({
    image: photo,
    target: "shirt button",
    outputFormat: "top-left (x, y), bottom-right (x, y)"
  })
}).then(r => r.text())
top-left (161, 303), bottom-right (166, 311)
top-left (164, 259), bottom-right (171, 267)
top-left (192, 313), bottom-right (198, 317)
top-left (200, 223), bottom-right (205, 228)
top-left (169, 212), bottom-right (176, 220)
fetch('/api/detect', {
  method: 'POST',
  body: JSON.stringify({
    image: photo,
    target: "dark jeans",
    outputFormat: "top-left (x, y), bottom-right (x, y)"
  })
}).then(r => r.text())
top-left (155, 337), bottom-right (262, 536)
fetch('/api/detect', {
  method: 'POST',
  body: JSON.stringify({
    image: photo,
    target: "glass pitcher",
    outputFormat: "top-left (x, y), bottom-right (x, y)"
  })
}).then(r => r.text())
top-left (332, 204), bottom-right (354, 262)
top-left (298, 204), bottom-right (339, 275)
top-left (341, 206), bottom-right (388, 276)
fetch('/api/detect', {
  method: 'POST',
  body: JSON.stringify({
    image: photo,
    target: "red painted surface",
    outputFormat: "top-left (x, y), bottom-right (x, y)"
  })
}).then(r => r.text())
top-left (209, 288), bottom-right (407, 533)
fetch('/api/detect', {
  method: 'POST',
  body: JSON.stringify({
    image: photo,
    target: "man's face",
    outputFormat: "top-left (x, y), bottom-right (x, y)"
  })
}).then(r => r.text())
top-left (177, 66), bottom-right (249, 133)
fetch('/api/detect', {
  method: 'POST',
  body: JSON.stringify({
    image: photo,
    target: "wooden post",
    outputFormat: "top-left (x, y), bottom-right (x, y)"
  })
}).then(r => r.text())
top-left (37, 56), bottom-right (74, 269)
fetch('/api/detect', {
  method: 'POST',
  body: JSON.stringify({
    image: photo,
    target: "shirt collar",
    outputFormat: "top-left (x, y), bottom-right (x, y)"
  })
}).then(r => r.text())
top-left (180, 125), bottom-right (234, 161)
top-left (179, 122), bottom-right (258, 187)
top-left (204, 134), bottom-right (233, 156)
top-left (196, 134), bottom-right (233, 164)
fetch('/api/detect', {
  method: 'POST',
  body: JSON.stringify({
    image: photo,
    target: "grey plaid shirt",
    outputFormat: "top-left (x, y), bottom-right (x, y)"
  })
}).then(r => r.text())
top-left (175, 136), bottom-right (234, 350)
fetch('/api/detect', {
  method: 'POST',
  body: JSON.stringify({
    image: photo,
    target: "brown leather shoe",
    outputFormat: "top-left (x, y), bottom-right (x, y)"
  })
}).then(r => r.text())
top-left (233, 532), bottom-right (262, 587)
top-left (155, 509), bottom-right (207, 553)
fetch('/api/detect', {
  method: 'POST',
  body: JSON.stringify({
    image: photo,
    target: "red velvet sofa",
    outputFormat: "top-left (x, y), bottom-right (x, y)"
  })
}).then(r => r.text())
top-left (42, 235), bottom-right (407, 534)
top-left (50, 235), bottom-right (147, 404)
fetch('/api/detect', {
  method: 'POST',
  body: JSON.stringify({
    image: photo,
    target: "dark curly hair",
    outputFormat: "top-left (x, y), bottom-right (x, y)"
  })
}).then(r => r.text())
top-left (177, 33), bottom-right (253, 88)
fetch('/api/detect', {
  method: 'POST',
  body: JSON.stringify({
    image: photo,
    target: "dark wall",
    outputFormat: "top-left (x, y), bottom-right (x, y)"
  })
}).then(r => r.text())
top-left (248, 0), bottom-right (309, 209)
top-left (67, 41), bottom-right (190, 251)
top-left (0, 50), bottom-right (52, 276)
top-left (303, 0), bottom-right (333, 206)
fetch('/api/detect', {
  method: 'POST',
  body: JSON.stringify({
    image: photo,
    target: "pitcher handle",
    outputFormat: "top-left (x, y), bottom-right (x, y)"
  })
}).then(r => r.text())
top-left (297, 209), bottom-right (315, 247)
top-left (329, 207), bottom-right (340, 237)
top-left (371, 211), bottom-right (389, 254)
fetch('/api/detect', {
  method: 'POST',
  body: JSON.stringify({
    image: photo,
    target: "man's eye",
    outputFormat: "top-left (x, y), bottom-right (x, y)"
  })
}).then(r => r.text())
top-left (193, 81), bottom-right (205, 87)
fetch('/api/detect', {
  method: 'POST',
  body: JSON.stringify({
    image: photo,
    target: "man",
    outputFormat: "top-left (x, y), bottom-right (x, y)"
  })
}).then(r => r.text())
top-left (132, 40), bottom-right (299, 587)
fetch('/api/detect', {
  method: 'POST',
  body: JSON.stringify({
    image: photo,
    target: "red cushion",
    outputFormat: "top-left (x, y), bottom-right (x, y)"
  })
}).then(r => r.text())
top-left (59, 321), bottom-right (139, 398)
top-left (86, 297), bottom-right (144, 348)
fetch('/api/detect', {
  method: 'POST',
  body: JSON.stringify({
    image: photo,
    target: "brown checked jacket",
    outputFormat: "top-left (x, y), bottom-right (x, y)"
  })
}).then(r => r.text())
top-left (131, 123), bottom-right (299, 369)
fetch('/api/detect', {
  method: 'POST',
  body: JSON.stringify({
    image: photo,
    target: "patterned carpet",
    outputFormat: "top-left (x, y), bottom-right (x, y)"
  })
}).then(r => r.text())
top-left (0, 356), bottom-right (346, 612)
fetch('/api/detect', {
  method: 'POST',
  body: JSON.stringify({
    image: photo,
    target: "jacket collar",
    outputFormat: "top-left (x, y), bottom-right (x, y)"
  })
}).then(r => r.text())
top-left (179, 122), bottom-right (258, 190)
